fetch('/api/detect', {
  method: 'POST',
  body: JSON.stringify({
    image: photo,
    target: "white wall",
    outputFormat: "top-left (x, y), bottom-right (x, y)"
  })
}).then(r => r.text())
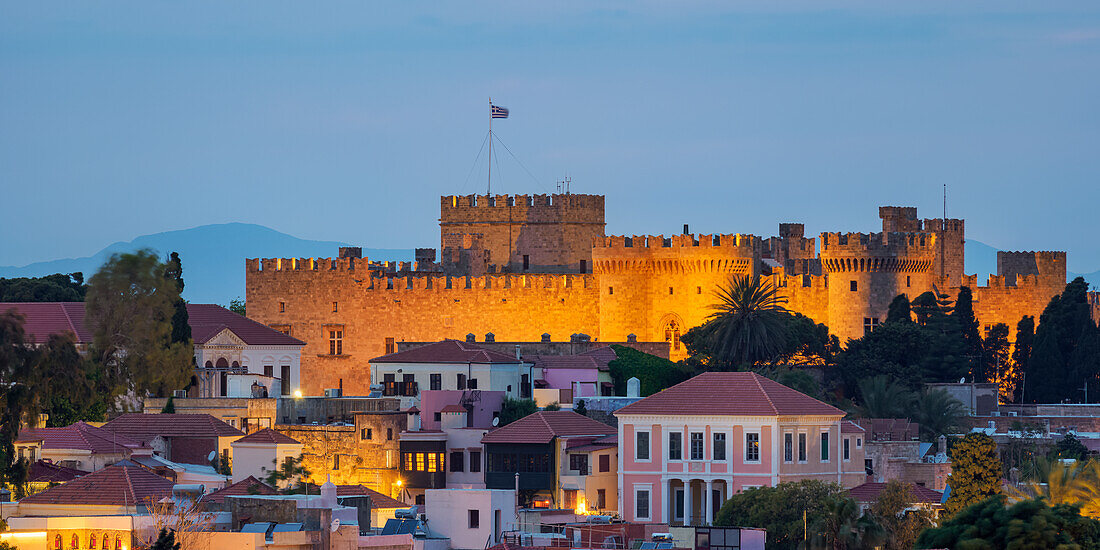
top-left (425, 489), bottom-right (516, 550)
top-left (371, 362), bottom-right (531, 399)
top-left (231, 442), bottom-right (303, 485)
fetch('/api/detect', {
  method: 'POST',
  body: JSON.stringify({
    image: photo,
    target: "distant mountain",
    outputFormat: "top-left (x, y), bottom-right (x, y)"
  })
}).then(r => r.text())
top-left (0, 223), bottom-right (412, 305)
top-left (1069, 270), bottom-right (1100, 287)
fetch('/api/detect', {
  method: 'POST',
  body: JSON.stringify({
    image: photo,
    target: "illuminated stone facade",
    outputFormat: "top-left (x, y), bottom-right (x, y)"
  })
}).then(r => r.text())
top-left (247, 194), bottom-right (1077, 395)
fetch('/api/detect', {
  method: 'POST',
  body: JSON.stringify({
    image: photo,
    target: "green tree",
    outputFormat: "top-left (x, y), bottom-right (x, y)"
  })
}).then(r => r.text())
top-left (0, 312), bottom-right (41, 493)
top-left (918, 291), bottom-right (969, 384)
top-left (944, 432), bottom-right (1002, 516)
top-left (151, 528), bottom-right (180, 550)
top-left (806, 495), bottom-right (883, 550)
top-left (917, 495), bottom-right (1100, 549)
top-left (1052, 433), bottom-right (1090, 462)
top-left (498, 397), bottom-right (537, 426)
top-left (1028, 278), bottom-right (1100, 404)
top-left (982, 323), bottom-right (1011, 397)
top-left (869, 481), bottom-right (933, 550)
top-left (914, 388), bottom-right (967, 442)
top-left (1013, 315), bottom-right (1036, 403)
top-left (714, 480), bottom-right (848, 550)
top-left (855, 375), bottom-right (913, 419)
top-left (574, 399), bottom-right (587, 416)
top-left (699, 274), bottom-right (790, 368)
top-left (164, 252), bottom-right (192, 346)
top-left (0, 273), bottom-right (86, 302)
top-left (261, 453), bottom-right (312, 494)
top-left (543, 402), bottom-right (561, 411)
top-left (771, 368), bottom-right (821, 400)
top-left (85, 250), bottom-right (194, 401)
top-left (954, 286), bottom-right (984, 380)
top-left (228, 298), bottom-right (246, 316)
top-left (885, 293), bottom-right (912, 324)
top-left (161, 395), bottom-right (176, 414)
top-left (834, 321), bottom-right (928, 396)
top-left (607, 345), bottom-right (692, 396)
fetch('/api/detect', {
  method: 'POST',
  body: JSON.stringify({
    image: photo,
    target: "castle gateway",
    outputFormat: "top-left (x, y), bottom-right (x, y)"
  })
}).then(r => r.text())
top-left (246, 194), bottom-right (1068, 395)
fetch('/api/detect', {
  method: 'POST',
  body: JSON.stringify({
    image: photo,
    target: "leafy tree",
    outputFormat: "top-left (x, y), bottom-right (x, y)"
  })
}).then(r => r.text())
top-left (914, 388), bottom-right (967, 442)
top-left (944, 432), bottom-right (1002, 516)
top-left (607, 345), bottom-right (691, 396)
top-left (698, 274), bottom-right (790, 368)
top-left (1053, 433), bottom-right (1090, 462)
top-left (0, 273), bottom-right (86, 302)
top-left (918, 291), bottom-right (969, 384)
top-left (885, 293), bottom-right (912, 324)
top-left (954, 286), bottom-right (984, 379)
top-left (498, 397), bottom-right (537, 426)
top-left (161, 396), bottom-right (176, 414)
top-left (574, 399), bottom-right (587, 416)
top-left (917, 495), bottom-right (1100, 549)
top-left (714, 480), bottom-right (848, 550)
top-left (855, 375), bottom-right (913, 419)
top-left (543, 402), bottom-right (561, 411)
top-left (806, 495), bottom-right (883, 550)
top-left (261, 453), bottom-right (312, 494)
top-left (770, 368), bottom-right (821, 400)
top-left (0, 312), bottom-right (41, 493)
top-left (228, 298), bottom-right (246, 316)
top-left (85, 250), bottom-right (194, 401)
top-left (869, 481), bottom-right (933, 550)
top-left (151, 528), bottom-right (180, 550)
top-left (1013, 315), bottom-right (1036, 403)
top-left (164, 252), bottom-right (191, 346)
top-left (835, 321), bottom-right (927, 395)
top-left (910, 291), bottom-right (940, 326)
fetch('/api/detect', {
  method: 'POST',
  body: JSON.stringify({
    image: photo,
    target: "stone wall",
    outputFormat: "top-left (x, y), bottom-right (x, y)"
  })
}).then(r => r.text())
top-left (275, 411), bottom-right (405, 496)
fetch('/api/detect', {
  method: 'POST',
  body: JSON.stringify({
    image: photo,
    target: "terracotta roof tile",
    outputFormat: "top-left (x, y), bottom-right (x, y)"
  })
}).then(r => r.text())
top-left (0, 303), bottom-right (93, 343)
top-left (335, 485), bottom-right (406, 508)
top-left (439, 405), bottom-right (467, 414)
top-left (203, 476), bottom-right (278, 503)
top-left (18, 422), bottom-right (145, 454)
top-left (233, 428), bottom-right (300, 445)
top-left (27, 460), bottom-right (87, 483)
top-left (19, 463), bottom-right (173, 507)
top-left (847, 482), bottom-right (943, 504)
top-left (102, 414), bottom-right (244, 443)
top-left (614, 372), bottom-right (845, 417)
top-left (371, 340), bottom-right (521, 364)
top-left (841, 420), bottom-right (865, 434)
top-left (482, 411), bottom-right (615, 444)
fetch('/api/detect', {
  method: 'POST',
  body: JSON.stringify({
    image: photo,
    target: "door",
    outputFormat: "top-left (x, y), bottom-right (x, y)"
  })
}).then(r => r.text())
top-left (675, 488), bottom-right (685, 521)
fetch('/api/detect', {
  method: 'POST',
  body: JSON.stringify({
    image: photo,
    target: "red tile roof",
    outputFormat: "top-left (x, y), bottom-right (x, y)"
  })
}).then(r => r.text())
top-left (841, 420), bottom-right (866, 434)
top-left (19, 463), bottom-right (173, 507)
top-left (335, 485), bottom-right (406, 509)
top-left (17, 422), bottom-right (146, 454)
top-left (847, 482), bottom-right (943, 504)
top-left (852, 418), bottom-right (919, 441)
top-left (233, 428), bottom-right (300, 446)
top-left (0, 303), bottom-right (302, 347)
top-left (439, 405), bottom-right (467, 414)
top-left (482, 411), bottom-right (615, 444)
top-left (27, 460), bottom-right (87, 483)
top-left (526, 355), bottom-right (610, 371)
top-left (614, 372), bottom-right (845, 417)
top-left (102, 414), bottom-right (244, 443)
top-left (203, 476), bottom-right (278, 503)
top-left (371, 340), bottom-right (521, 364)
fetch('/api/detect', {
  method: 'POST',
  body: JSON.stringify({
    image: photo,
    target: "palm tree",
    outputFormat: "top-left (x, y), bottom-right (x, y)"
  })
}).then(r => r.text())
top-left (856, 375), bottom-right (914, 419)
top-left (1007, 458), bottom-right (1100, 520)
top-left (806, 496), bottom-right (884, 550)
top-left (914, 388), bottom-right (967, 441)
top-left (703, 274), bottom-right (790, 368)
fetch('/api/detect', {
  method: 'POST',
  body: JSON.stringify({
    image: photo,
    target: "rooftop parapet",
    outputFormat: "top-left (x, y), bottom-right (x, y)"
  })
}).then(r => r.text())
top-left (819, 232), bottom-right (938, 256)
top-left (440, 193), bottom-right (605, 210)
top-left (593, 233), bottom-right (759, 250)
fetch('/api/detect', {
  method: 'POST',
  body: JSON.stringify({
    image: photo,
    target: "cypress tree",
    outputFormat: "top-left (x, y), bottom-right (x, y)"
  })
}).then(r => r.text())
top-left (165, 252), bottom-right (191, 345)
top-left (1012, 316), bottom-right (1035, 403)
top-left (954, 287), bottom-right (983, 380)
top-left (885, 294), bottom-right (912, 324)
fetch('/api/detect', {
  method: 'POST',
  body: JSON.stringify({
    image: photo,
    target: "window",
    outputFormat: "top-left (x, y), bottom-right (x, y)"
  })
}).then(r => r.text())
top-left (609, 287), bottom-right (614, 295)
top-left (906, 275), bottom-right (911, 288)
top-left (850, 280), bottom-right (858, 292)
top-left (857, 437), bottom-right (862, 448)
top-left (784, 433), bottom-right (793, 462)
top-left (664, 320), bottom-right (681, 352)
top-left (580, 259), bottom-right (587, 273)
top-left (468, 509), bottom-right (480, 529)
top-left (89, 534), bottom-right (97, 549)
top-left (71, 534), bottom-right (78, 549)
top-left (599, 454), bottom-right (610, 472)
top-left (669, 287), bottom-right (674, 295)
top-left (843, 438), bottom-right (851, 461)
top-left (334, 454), bottom-right (341, 470)
top-left (636, 488), bottom-right (651, 520)
top-left (865, 458), bottom-right (874, 476)
top-left (430, 373), bottom-right (442, 391)
top-left (597, 488), bottom-right (606, 509)
top-left (387, 428), bottom-right (393, 440)
top-left (570, 454), bottom-right (589, 475)
top-left (385, 337), bottom-right (395, 354)
top-left (523, 255), bottom-right (530, 270)
top-left (332, 301), bottom-right (338, 313)
top-left (468, 378), bottom-right (478, 389)
top-left (279, 301), bottom-right (286, 312)
top-left (564, 489), bottom-right (577, 510)
top-left (416, 453), bottom-right (425, 471)
top-left (669, 432), bottom-right (682, 460)
top-left (103, 535), bottom-right (109, 550)
top-left (428, 452), bottom-right (439, 472)
top-left (690, 432), bottom-right (704, 460)
top-left (470, 451), bottom-right (481, 472)
top-left (697, 286), bottom-right (702, 294)
top-left (457, 373), bottom-right (467, 390)
top-left (329, 329), bottom-right (343, 355)
top-left (863, 317), bottom-right (880, 335)
top-left (798, 433), bottom-right (807, 462)
top-left (361, 428), bottom-right (372, 440)
top-left (280, 365), bottom-right (292, 396)
top-left (713, 433), bottom-right (726, 461)
top-left (386, 450), bottom-right (393, 468)
top-left (821, 432), bottom-right (830, 462)
top-left (434, 412), bottom-right (442, 422)
top-left (636, 431), bottom-right (650, 460)
top-left (745, 432), bottom-right (760, 462)
top-left (264, 365), bottom-right (273, 377)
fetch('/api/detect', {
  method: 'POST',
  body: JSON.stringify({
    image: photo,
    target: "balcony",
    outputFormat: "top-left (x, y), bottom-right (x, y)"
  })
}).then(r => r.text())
top-left (382, 381), bottom-right (418, 397)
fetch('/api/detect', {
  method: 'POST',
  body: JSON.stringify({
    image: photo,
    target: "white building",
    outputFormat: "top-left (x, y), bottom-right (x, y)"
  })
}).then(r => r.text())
top-left (424, 489), bottom-right (516, 550)
top-left (187, 304), bottom-right (305, 398)
top-left (370, 340), bottom-right (536, 400)
top-left (230, 428), bottom-right (304, 486)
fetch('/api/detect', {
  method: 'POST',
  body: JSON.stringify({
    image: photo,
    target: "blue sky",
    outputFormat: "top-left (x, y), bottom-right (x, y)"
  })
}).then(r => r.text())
top-left (3, 2), bottom-right (1099, 272)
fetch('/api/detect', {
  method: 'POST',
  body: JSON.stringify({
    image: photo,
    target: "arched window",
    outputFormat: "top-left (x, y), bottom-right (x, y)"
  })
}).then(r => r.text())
top-left (54, 534), bottom-right (61, 550)
top-left (215, 357), bottom-right (229, 368)
top-left (231, 360), bottom-right (240, 370)
top-left (220, 371), bottom-right (228, 397)
top-left (664, 320), bottom-right (681, 351)
top-left (204, 360), bottom-right (213, 368)
top-left (115, 536), bottom-right (122, 550)
top-left (71, 533), bottom-right (79, 549)
top-left (103, 534), bottom-right (110, 550)
top-left (89, 533), bottom-right (98, 549)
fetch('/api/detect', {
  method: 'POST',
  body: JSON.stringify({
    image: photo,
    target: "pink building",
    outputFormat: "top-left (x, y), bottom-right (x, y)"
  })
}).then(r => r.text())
top-left (615, 372), bottom-right (866, 525)
top-left (526, 346), bottom-right (617, 399)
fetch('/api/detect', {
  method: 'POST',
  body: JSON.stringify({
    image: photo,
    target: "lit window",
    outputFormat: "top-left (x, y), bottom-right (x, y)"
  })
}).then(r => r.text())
top-left (428, 453), bottom-right (438, 472)
top-left (329, 329), bottom-right (343, 355)
top-left (332, 301), bottom-right (338, 313)
top-left (745, 433), bottom-right (760, 462)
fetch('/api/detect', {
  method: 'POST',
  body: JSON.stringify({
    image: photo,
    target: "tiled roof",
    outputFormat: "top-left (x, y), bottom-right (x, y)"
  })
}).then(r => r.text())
top-left (0, 303), bottom-right (92, 343)
top-left (439, 405), bottom-right (467, 414)
top-left (482, 411), bottom-right (615, 444)
top-left (614, 372), bottom-right (845, 417)
top-left (852, 418), bottom-right (920, 441)
top-left (27, 460), bottom-right (87, 483)
top-left (0, 302), bottom-right (302, 347)
top-left (102, 414), bottom-right (244, 443)
top-left (19, 463), bottom-right (173, 507)
top-left (203, 476), bottom-right (278, 503)
top-left (185, 304), bottom-right (304, 346)
top-left (233, 428), bottom-right (300, 446)
top-left (847, 482), bottom-right (943, 504)
top-left (371, 340), bottom-right (521, 364)
top-left (17, 422), bottom-right (145, 454)
top-left (335, 485), bottom-right (406, 508)
top-left (841, 420), bottom-right (866, 434)
top-left (526, 355), bottom-right (609, 371)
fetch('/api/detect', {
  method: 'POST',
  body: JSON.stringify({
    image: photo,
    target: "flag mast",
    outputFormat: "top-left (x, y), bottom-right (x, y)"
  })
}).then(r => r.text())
top-left (488, 97), bottom-right (493, 196)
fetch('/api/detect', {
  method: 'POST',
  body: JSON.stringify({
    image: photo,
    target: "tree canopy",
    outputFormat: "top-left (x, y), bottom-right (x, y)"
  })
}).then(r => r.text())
top-left (0, 273), bottom-right (86, 302)
top-left (917, 495), bottom-right (1100, 549)
top-left (944, 432), bottom-right (1003, 517)
top-left (714, 480), bottom-right (849, 550)
top-left (497, 397), bottom-right (537, 426)
top-left (607, 344), bottom-right (692, 396)
top-left (1025, 278), bottom-right (1100, 404)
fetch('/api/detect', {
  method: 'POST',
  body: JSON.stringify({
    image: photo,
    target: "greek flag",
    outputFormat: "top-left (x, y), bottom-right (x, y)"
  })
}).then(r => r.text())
top-left (491, 104), bottom-right (509, 119)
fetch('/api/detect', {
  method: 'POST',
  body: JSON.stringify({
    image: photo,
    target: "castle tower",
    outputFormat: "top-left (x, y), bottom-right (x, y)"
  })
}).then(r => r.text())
top-left (925, 217), bottom-right (965, 285)
top-left (440, 193), bottom-right (605, 274)
top-left (997, 251), bottom-right (1066, 290)
top-left (592, 233), bottom-right (761, 359)
top-left (819, 231), bottom-right (937, 342)
top-left (879, 206), bottom-right (922, 233)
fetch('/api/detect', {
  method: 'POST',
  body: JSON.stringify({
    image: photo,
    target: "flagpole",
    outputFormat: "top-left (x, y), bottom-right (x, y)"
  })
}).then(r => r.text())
top-left (488, 97), bottom-right (493, 196)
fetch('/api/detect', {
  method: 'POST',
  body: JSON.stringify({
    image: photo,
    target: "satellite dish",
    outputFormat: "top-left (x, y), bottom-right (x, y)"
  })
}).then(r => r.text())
top-left (330, 518), bottom-right (341, 533)
top-left (207, 451), bottom-right (217, 462)
top-left (492, 417), bottom-right (500, 427)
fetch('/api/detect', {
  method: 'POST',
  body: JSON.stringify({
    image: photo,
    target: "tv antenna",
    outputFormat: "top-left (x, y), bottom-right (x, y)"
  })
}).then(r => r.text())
top-left (556, 176), bottom-right (571, 194)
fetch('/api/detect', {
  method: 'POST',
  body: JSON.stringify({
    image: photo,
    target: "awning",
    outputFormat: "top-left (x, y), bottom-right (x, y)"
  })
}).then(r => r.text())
top-left (534, 379), bottom-right (550, 388)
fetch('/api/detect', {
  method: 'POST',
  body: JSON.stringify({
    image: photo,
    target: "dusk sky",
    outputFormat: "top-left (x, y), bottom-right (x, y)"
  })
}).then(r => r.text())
top-left (3, 3), bottom-right (1099, 272)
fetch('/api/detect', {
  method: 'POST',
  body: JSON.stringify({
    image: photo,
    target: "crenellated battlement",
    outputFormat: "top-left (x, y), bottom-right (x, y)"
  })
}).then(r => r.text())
top-left (591, 234), bottom-right (760, 275)
top-left (923, 218), bottom-right (965, 232)
top-left (819, 232), bottom-right (938, 254)
top-left (246, 257), bottom-right (369, 272)
top-left (440, 193), bottom-right (605, 215)
top-left (593, 233), bottom-right (759, 250)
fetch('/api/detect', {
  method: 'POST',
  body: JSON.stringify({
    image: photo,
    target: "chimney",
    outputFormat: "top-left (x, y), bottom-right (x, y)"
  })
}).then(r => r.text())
top-left (514, 345), bottom-right (521, 360)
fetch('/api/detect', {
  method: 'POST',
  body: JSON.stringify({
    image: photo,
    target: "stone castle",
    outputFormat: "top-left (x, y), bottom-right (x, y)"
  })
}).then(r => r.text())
top-left (247, 194), bottom-right (1070, 395)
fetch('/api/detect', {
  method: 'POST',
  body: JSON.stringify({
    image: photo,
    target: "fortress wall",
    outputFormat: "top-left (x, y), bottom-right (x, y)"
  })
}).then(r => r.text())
top-left (925, 218), bottom-right (966, 284)
top-left (960, 274), bottom-right (1063, 342)
top-left (772, 274), bottom-right (831, 328)
top-left (247, 258), bottom-right (599, 395)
